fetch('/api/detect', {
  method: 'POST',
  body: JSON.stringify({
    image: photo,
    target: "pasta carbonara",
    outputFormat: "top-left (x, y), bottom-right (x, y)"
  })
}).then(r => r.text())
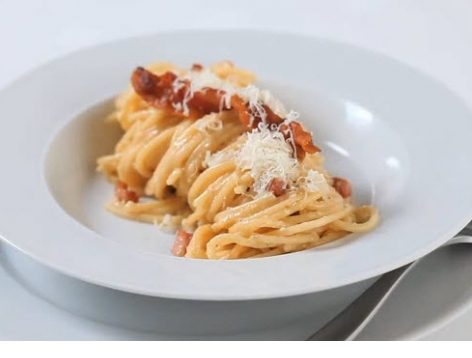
top-left (97, 61), bottom-right (379, 259)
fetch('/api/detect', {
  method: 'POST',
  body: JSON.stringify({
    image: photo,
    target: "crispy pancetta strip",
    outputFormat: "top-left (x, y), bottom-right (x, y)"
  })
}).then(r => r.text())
top-left (172, 229), bottom-right (193, 257)
top-left (332, 177), bottom-right (352, 198)
top-left (115, 181), bottom-right (139, 203)
top-left (131, 67), bottom-right (320, 161)
top-left (268, 178), bottom-right (287, 197)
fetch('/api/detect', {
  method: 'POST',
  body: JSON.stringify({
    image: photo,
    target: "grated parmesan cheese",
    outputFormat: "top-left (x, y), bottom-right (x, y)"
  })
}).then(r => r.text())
top-left (155, 214), bottom-right (180, 233)
top-left (236, 124), bottom-right (299, 196)
top-left (195, 113), bottom-right (223, 134)
top-left (298, 169), bottom-right (328, 192)
top-left (204, 122), bottom-right (327, 196)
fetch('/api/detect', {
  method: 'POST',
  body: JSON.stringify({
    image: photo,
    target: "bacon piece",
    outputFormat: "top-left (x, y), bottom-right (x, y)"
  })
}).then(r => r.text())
top-left (191, 63), bottom-right (203, 71)
top-left (278, 122), bottom-right (321, 161)
top-left (132, 67), bottom-right (188, 117)
top-left (132, 68), bottom-right (282, 129)
top-left (132, 67), bottom-right (221, 119)
top-left (288, 122), bottom-right (321, 160)
top-left (115, 181), bottom-right (139, 203)
top-left (133, 67), bottom-right (244, 121)
top-left (268, 178), bottom-right (287, 197)
top-left (332, 177), bottom-right (352, 198)
top-left (131, 67), bottom-right (321, 161)
top-left (172, 229), bottom-right (193, 257)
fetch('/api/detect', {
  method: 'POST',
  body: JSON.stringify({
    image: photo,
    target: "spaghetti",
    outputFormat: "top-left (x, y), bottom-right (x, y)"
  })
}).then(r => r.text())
top-left (97, 61), bottom-right (379, 259)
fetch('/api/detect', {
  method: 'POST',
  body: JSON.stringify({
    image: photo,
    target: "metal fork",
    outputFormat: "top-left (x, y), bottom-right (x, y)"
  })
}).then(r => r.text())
top-left (307, 224), bottom-right (472, 341)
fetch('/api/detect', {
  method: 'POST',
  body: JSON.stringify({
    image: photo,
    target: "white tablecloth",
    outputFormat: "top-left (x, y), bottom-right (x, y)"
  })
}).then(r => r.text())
top-left (1, 0), bottom-right (471, 340)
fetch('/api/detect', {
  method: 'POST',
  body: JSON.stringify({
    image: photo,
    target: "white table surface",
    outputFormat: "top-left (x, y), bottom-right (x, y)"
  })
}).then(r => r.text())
top-left (1, 0), bottom-right (472, 340)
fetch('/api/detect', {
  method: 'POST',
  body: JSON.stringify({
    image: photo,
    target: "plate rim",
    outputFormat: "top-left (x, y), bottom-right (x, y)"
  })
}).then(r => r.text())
top-left (1, 29), bottom-right (472, 300)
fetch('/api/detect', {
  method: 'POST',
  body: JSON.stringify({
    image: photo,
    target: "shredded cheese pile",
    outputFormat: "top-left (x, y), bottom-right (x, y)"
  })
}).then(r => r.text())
top-left (236, 124), bottom-right (299, 195)
top-left (206, 123), bottom-right (327, 196)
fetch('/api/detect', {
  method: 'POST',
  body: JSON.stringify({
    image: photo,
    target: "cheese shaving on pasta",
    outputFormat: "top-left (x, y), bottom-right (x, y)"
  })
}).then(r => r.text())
top-left (195, 113), bottom-right (223, 134)
top-left (205, 120), bottom-right (327, 196)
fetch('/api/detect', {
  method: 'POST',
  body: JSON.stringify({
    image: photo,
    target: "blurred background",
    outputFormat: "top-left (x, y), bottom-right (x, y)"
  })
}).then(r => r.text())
top-left (1, 0), bottom-right (471, 103)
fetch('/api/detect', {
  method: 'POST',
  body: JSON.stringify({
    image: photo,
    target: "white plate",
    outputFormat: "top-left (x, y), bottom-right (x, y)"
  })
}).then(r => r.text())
top-left (1, 30), bottom-right (472, 300)
top-left (3, 241), bottom-right (472, 340)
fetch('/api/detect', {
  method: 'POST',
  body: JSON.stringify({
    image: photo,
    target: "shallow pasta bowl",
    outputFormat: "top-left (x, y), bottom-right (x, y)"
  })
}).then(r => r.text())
top-left (0, 30), bottom-right (472, 303)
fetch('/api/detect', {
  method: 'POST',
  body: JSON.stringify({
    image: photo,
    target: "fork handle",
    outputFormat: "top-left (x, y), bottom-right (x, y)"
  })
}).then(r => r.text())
top-left (308, 225), bottom-right (472, 341)
top-left (307, 262), bottom-right (414, 341)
